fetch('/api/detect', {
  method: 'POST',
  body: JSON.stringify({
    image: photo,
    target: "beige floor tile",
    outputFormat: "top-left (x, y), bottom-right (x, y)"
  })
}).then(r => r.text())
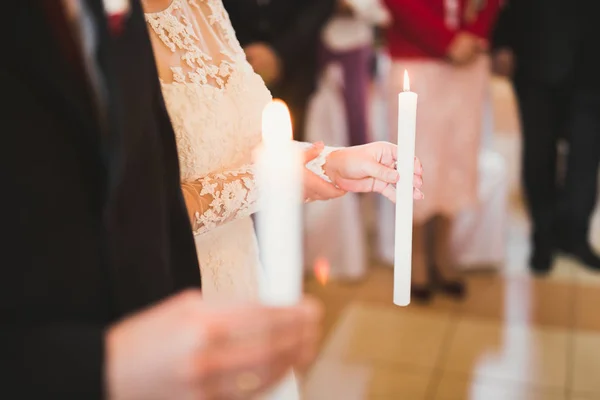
top-left (303, 358), bottom-right (431, 400)
top-left (572, 332), bottom-right (600, 394)
top-left (367, 367), bottom-right (431, 399)
top-left (321, 303), bottom-right (451, 370)
top-left (304, 276), bottom-right (361, 346)
top-left (458, 275), bottom-right (573, 329)
top-left (320, 298), bottom-right (351, 347)
top-left (355, 265), bottom-right (458, 315)
top-left (573, 285), bottom-right (600, 333)
top-left (433, 373), bottom-right (565, 400)
top-left (573, 264), bottom-right (600, 287)
top-left (457, 274), bottom-right (504, 319)
top-left (569, 394), bottom-right (598, 400)
top-left (440, 318), bottom-right (569, 389)
top-left (304, 276), bottom-right (363, 300)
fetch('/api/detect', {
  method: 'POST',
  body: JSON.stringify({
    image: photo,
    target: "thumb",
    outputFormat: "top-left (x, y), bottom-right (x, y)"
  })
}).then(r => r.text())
top-left (304, 142), bottom-right (324, 163)
top-left (362, 160), bottom-right (399, 184)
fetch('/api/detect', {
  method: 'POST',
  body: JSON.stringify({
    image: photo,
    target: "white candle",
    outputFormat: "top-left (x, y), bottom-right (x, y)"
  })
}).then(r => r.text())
top-left (256, 99), bottom-right (303, 400)
top-left (394, 70), bottom-right (418, 307)
top-left (256, 99), bottom-right (303, 306)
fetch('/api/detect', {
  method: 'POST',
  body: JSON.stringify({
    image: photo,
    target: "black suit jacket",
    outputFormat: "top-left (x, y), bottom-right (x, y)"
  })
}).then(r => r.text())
top-left (492, 0), bottom-right (599, 88)
top-left (223, 0), bottom-right (335, 125)
top-left (0, 1), bottom-right (200, 397)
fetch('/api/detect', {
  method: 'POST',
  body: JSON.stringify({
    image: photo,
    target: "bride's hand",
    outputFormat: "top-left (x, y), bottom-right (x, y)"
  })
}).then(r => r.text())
top-left (323, 142), bottom-right (424, 203)
top-left (303, 142), bottom-right (346, 201)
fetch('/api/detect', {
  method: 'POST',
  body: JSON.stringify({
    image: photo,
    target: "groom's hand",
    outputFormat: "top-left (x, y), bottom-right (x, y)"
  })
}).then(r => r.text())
top-left (105, 291), bottom-right (323, 399)
top-left (323, 142), bottom-right (424, 202)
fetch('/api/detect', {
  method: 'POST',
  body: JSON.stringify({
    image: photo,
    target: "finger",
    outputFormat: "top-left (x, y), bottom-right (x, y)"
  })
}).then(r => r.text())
top-left (413, 157), bottom-right (423, 175)
top-left (413, 188), bottom-right (425, 200)
top-left (413, 174), bottom-right (423, 189)
top-left (360, 160), bottom-right (399, 185)
top-left (380, 183), bottom-right (396, 203)
top-left (303, 142), bottom-right (324, 164)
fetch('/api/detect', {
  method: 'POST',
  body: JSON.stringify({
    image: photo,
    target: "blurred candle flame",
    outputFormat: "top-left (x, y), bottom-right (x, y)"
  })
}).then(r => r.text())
top-left (261, 99), bottom-right (293, 142)
top-left (403, 70), bottom-right (410, 92)
top-left (314, 257), bottom-right (330, 286)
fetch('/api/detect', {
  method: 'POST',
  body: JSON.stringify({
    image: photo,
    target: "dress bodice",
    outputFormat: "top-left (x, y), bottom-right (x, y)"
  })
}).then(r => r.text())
top-left (145, 0), bottom-right (271, 182)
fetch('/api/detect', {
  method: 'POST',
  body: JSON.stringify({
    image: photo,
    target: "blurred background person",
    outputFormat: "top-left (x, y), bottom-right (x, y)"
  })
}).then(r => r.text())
top-left (492, 0), bottom-right (600, 274)
top-left (302, 0), bottom-right (391, 282)
top-left (381, 0), bottom-right (500, 302)
top-left (318, 0), bottom-right (391, 147)
top-left (223, 0), bottom-right (336, 141)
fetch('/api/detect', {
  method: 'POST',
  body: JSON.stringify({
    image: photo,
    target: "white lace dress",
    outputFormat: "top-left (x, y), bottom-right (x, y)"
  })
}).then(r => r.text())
top-left (143, 0), bottom-right (272, 302)
top-left (144, 0), bottom-right (328, 305)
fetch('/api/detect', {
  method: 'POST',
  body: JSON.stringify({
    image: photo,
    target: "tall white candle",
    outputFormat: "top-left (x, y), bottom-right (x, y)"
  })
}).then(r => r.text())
top-left (394, 70), bottom-right (418, 307)
top-left (256, 99), bottom-right (303, 306)
top-left (256, 99), bottom-right (303, 399)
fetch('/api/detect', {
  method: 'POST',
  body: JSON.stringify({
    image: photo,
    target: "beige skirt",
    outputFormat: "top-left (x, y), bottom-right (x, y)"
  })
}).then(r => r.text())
top-left (386, 55), bottom-right (490, 222)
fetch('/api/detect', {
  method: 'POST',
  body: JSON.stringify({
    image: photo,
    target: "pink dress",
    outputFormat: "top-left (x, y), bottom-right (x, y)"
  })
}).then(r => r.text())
top-left (387, 55), bottom-right (490, 222)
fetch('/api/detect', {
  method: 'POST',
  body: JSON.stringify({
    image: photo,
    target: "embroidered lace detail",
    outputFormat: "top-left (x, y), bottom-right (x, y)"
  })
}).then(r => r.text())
top-left (181, 165), bottom-right (258, 236)
top-left (145, 0), bottom-right (243, 87)
top-left (296, 142), bottom-right (339, 183)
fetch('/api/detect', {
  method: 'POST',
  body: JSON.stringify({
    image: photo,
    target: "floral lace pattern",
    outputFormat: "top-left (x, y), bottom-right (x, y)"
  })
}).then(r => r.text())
top-left (145, 0), bottom-right (241, 87)
top-left (181, 165), bottom-right (258, 236)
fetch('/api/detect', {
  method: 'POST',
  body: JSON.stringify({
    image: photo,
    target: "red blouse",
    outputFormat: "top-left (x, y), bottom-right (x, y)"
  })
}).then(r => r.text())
top-left (384, 0), bottom-right (501, 60)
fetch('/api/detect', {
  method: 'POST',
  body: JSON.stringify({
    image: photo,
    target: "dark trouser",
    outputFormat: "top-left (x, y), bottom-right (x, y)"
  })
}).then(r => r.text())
top-left (318, 44), bottom-right (373, 147)
top-left (515, 75), bottom-right (600, 249)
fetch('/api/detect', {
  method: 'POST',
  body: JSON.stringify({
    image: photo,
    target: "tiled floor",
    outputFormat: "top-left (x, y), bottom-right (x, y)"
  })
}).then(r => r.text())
top-left (302, 78), bottom-right (600, 399)
top-left (303, 256), bottom-right (600, 399)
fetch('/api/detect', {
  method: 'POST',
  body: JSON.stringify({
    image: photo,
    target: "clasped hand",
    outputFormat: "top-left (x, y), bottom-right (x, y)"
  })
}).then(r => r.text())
top-left (304, 141), bottom-right (424, 202)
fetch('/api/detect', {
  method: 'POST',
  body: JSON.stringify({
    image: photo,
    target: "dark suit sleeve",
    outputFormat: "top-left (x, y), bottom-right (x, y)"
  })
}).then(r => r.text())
top-left (491, 0), bottom-right (517, 50)
top-left (270, 0), bottom-right (336, 76)
top-left (1, 326), bottom-right (105, 398)
top-left (0, 68), bottom-right (106, 398)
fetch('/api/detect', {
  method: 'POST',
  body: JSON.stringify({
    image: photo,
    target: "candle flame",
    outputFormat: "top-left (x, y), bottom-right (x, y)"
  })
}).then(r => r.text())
top-left (261, 99), bottom-right (293, 142)
top-left (314, 257), bottom-right (330, 286)
top-left (403, 70), bottom-right (410, 92)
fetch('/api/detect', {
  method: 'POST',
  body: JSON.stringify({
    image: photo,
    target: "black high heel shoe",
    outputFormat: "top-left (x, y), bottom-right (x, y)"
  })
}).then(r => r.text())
top-left (411, 284), bottom-right (433, 303)
top-left (431, 265), bottom-right (466, 300)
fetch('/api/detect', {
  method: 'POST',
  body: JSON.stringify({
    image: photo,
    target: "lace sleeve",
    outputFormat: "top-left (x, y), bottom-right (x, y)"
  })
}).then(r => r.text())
top-left (180, 145), bottom-right (341, 235)
top-left (295, 141), bottom-right (341, 184)
top-left (180, 165), bottom-right (258, 236)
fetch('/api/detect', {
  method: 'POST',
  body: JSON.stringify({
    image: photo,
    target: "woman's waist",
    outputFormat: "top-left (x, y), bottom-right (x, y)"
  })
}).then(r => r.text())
top-left (194, 216), bottom-right (257, 245)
